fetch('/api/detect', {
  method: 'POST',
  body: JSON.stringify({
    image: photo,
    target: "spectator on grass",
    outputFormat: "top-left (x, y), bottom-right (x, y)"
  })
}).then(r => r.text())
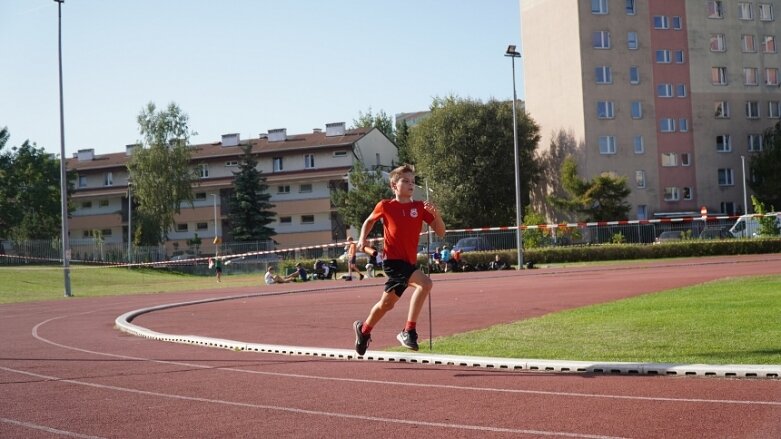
top-left (489, 254), bottom-right (507, 270)
top-left (264, 265), bottom-right (299, 285)
top-left (440, 245), bottom-right (452, 272)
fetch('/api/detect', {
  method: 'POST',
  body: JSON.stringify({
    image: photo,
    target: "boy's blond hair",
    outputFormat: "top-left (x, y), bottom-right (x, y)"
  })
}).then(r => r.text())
top-left (389, 164), bottom-right (415, 184)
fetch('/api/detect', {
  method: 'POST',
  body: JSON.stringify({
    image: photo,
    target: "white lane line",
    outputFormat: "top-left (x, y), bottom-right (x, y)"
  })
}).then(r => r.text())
top-left (28, 315), bottom-right (781, 407)
top-left (0, 366), bottom-right (625, 439)
top-left (0, 417), bottom-right (106, 439)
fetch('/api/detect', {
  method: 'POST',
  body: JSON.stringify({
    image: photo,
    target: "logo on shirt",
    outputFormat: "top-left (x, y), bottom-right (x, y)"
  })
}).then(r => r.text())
top-left (410, 208), bottom-right (419, 218)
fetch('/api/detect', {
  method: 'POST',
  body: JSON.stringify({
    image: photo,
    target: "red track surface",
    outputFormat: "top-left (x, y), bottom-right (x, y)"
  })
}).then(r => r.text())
top-left (2, 255), bottom-right (781, 438)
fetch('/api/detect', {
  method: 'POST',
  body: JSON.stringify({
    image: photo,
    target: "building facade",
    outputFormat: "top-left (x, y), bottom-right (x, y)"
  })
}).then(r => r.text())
top-left (66, 122), bottom-right (398, 256)
top-left (522, 0), bottom-right (780, 219)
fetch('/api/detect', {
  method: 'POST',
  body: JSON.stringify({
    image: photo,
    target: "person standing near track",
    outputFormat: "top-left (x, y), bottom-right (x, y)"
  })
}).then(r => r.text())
top-left (345, 236), bottom-right (364, 281)
top-left (353, 164), bottom-right (446, 354)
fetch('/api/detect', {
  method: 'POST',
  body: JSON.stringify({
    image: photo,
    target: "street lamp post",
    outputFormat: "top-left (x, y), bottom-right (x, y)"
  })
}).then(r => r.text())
top-left (505, 44), bottom-right (524, 270)
top-left (211, 193), bottom-right (220, 253)
top-left (127, 179), bottom-right (132, 265)
top-left (55, 0), bottom-right (72, 296)
top-left (741, 155), bottom-right (749, 214)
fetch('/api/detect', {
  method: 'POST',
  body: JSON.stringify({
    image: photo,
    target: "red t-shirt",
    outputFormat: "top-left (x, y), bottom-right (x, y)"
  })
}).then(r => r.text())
top-left (368, 199), bottom-right (434, 265)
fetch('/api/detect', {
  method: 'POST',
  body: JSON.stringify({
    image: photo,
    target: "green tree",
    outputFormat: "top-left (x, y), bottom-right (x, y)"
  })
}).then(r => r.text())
top-left (551, 156), bottom-right (631, 221)
top-left (406, 96), bottom-right (541, 228)
top-left (749, 121), bottom-right (781, 210)
top-left (331, 162), bottom-right (392, 235)
top-left (751, 195), bottom-right (780, 236)
top-left (228, 145), bottom-right (276, 241)
top-left (0, 127), bottom-right (67, 240)
top-left (127, 102), bottom-right (195, 245)
top-left (394, 119), bottom-right (413, 166)
top-left (352, 107), bottom-right (395, 141)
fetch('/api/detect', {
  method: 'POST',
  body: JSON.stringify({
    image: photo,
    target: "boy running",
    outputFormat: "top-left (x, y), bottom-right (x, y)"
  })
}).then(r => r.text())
top-left (353, 164), bottom-right (445, 354)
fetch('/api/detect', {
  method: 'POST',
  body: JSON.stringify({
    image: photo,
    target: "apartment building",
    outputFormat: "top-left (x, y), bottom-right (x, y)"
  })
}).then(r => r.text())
top-left (66, 122), bottom-right (398, 255)
top-left (522, 0), bottom-right (780, 219)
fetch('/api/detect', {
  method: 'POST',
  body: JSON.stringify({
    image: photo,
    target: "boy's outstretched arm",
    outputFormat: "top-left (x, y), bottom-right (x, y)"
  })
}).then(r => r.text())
top-left (424, 201), bottom-right (446, 238)
top-left (357, 216), bottom-right (378, 251)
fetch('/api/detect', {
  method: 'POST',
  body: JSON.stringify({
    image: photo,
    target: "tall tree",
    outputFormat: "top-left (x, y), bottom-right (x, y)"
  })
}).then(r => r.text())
top-left (749, 121), bottom-right (781, 210)
top-left (551, 156), bottom-right (631, 221)
top-left (352, 107), bottom-right (395, 141)
top-left (228, 145), bottom-right (276, 241)
top-left (0, 127), bottom-right (67, 240)
top-left (406, 96), bottom-right (541, 229)
top-left (331, 162), bottom-right (392, 235)
top-left (127, 102), bottom-right (195, 245)
top-left (394, 119), bottom-right (413, 166)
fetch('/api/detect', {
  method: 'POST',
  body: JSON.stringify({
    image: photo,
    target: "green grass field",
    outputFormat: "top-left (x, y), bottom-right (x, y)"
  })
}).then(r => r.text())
top-left (2, 265), bottom-right (779, 365)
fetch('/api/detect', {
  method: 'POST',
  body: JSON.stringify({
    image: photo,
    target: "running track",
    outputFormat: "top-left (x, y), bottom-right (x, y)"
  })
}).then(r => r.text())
top-left (2, 255), bottom-right (781, 438)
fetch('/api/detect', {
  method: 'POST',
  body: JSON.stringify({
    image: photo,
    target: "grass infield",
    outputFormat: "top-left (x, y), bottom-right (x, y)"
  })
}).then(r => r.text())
top-left (2, 265), bottom-right (779, 365)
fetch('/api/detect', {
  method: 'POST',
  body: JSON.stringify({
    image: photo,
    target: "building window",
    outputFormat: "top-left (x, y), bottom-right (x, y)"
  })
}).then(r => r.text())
top-left (195, 192), bottom-right (207, 200)
top-left (333, 151), bottom-right (348, 157)
top-left (717, 135), bottom-right (732, 152)
top-left (104, 172), bottom-right (113, 186)
top-left (273, 157), bottom-right (283, 172)
top-left (598, 136), bottom-right (617, 154)
top-left (763, 36), bottom-right (777, 53)
top-left (301, 215), bottom-right (315, 224)
top-left (627, 32), bottom-right (639, 49)
top-left (279, 216), bottom-right (292, 224)
top-left (653, 16), bottom-right (670, 29)
top-left (710, 34), bottom-right (726, 51)
top-left (760, 3), bottom-right (774, 21)
top-left (304, 153), bottom-right (315, 169)
top-left (681, 153), bottom-right (692, 166)
top-left (635, 170), bottom-right (646, 188)
top-left (660, 118), bottom-right (676, 132)
top-left (712, 67), bottom-right (728, 85)
top-left (744, 67), bottom-right (759, 86)
top-left (664, 187), bottom-right (680, 201)
top-left (679, 119), bottom-right (689, 132)
top-left (718, 169), bottom-right (734, 186)
top-left (738, 2), bottom-right (753, 20)
top-left (629, 66), bottom-right (640, 84)
top-left (742, 34), bottom-right (757, 52)
top-left (746, 101), bottom-right (761, 119)
top-left (637, 204), bottom-right (647, 220)
top-left (672, 16), bottom-right (682, 29)
top-left (748, 134), bottom-right (764, 152)
top-left (656, 49), bottom-right (671, 63)
top-left (196, 222), bottom-right (208, 231)
top-left (176, 223), bottom-right (188, 232)
top-left (633, 136), bottom-right (645, 154)
top-left (81, 201), bottom-right (92, 209)
top-left (597, 101), bottom-right (615, 119)
top-left (299, 183), bottom-right (313, 193)
top-left (708, 1), bottom-right (724, 18)
top-left (225, 160), bottom-right (238, 167)
top-left (593, 31), bottom-right (611, 49)
top-left (721, 202), bottom-right (736, 215)
top-left (591, 0), bottom-right (608, 14)
top-left (683, 187), bottom-right (693, 200)
top-left (626, 0), bottom-right (636, 15)
top-left (596, 66), bottom-right (612, 84)
top-left (766, 68), bottom-right (779, 86)
top-left (78, 175), bottom-right (87, 188)
top-left (657, 83), bottom-right (673, 97)
top-left (661, 153), bottom-right (678, 167)
top-left (631, 101), bottom-right (643, 119)
top-left (277, 185), bottom-right (290, 194)
top-left (676, 84), bottom-right (687, 97)
top-left (674, 50), bottom-right (685, 63)
top-left (715, 101), bottom-right (731, 118)
top-left (196, 164), bottom-right (208, 178)
top-left (768, 101), bottom-right (781, 118)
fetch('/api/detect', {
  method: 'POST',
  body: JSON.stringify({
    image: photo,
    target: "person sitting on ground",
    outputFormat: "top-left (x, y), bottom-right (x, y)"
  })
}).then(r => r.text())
top-left (450, 248), bottom-right (462, 271)
top-left (264, 265), bottom-right (292, 285)
top-left (489, 254), bottom-right (507, 270)
top-left (291, 262), bottom-right (309, 282)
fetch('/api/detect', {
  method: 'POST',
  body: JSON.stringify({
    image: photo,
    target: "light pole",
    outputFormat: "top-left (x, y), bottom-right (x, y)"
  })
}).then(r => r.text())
top-left (55, 0), bottom-right (72, 296)
top-left (505, 44), bottom-right (524, 270)
top-left (211, 193), bottom-right (220, 253)
top-left (127, 178), bottom-right (132, 264)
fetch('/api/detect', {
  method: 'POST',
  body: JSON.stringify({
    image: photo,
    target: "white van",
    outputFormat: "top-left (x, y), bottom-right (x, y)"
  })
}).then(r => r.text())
top-left (728, 213), bottom-right (781, 238)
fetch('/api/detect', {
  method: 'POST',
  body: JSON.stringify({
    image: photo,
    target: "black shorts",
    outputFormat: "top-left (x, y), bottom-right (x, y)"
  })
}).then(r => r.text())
top-left (382, 259), bottom-right (418, 297)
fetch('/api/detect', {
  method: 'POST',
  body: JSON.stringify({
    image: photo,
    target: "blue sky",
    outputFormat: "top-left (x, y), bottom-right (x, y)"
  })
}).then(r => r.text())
top-left (1, 0), bottom-right (523, 157)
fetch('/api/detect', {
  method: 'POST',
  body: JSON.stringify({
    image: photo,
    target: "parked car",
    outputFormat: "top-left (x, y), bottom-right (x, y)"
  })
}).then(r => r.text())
top-left (728, 212), bottom-right (781, 238)
top-left (654, 231), bottom-right (684, 244)
top-left (417, 240), bottom-right (449, 257)
top-left (698, 228), bottom-right (733, 240)
top-left (452, 237), bottom-right (493, 252)
top-left (226, 253), bottom-right (281, 264)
